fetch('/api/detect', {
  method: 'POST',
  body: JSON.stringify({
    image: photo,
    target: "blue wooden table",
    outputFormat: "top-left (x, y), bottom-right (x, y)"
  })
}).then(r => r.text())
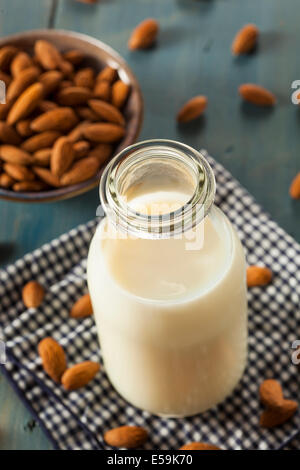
top-left (0, 0), bottom-right (299, 450)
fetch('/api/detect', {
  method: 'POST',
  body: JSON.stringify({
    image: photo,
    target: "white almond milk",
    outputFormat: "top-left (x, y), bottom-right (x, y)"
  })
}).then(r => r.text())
top-left (87, 141), bottom-right (247, 417)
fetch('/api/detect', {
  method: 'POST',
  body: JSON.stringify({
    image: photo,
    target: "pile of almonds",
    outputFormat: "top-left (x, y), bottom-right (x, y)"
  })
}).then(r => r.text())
top-left (0, 39), bottom-right (130, 192)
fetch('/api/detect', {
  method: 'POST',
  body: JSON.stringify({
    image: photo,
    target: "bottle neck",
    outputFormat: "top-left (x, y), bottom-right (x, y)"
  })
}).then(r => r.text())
top-left (99, 139), bottom-right (216, 239)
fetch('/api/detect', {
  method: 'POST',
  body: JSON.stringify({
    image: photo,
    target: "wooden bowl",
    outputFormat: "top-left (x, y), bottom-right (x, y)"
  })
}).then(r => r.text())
top-left (0, 29), bottom-right (143, 202)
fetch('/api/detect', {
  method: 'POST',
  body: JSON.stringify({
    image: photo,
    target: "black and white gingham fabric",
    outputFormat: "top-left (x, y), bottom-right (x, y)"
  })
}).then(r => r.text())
top-left (0, 151), bottom-right (299, 450)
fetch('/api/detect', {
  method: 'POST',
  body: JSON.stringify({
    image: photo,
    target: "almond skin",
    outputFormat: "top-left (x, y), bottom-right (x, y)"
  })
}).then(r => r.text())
top-left (6, 66), bottom-right (40, 102)
top-left (33, 148), bottom-right (52, 167)
top-left (177, 96), bottom-right (208, 123)
top-left (39, 70), bottom-right (63, 95)
top-left (13, 180), bottom-right (48, 192)
top-left (11, 51), bottom-right (33, 77)
top-left (3, 163), bottom-right (35, 181)
top-left (51, 136), bottom-right (75, 177)
top-left (31, 107), bottom-right (78, 132)
top-left (112, 80), bottom-right (130, 108)
top-left (76, 106), bottom-right (100, 122)
top-left (16, 119), bottom-right (34, 137)
top-left (0, 46), bottom-right (18, 70)
top-left (0, 145), bottom-right (32, 165)
top-left (96, 66), bottom-right (117, 84)
top-left (22, 131), bottom-right (61, 153)
top-left (7, 82), bottom-right (44, 125)
top-left (104, 426), bottom-right (148, 449)
top-left (67, 121), bottom-right (92, 143)
top-left (0, 122), bottom-right (21, 145)
top-left (70, 293), bottom-right (93, 318)
top-left (0, 172), bottom-right (14, 188)
top-left (74, 67), bottom-right (95, 89)
top-left (289, 172), bottom-right (300, 199)
top-left (232, 24), bottom-right (259, 55)
top-left (63, 49), bottom-right (84, 66)
top-left (180, 442), bottom-right (221, 450)
top-left (88, 99), bottom-right (125, 126)
top-left (89, 143), bottom-right (112, 164)
top-left (94, 80), bottom-right (111, 101)
top-left (38, 337), bottom-right (67, 383)
top-left (32, 166), bottom-right (61, 187)
top-left (83, 123), bottom-right (125, 143)
top-left (259, 379), bottom-right (284, 408)
top-left (73, 140), bottom-right (90, 160)
top-left (38, 100), bottom-right (58, 113)
top-left (61, 361), bottom-right (100, 390)
top-left (128, 18), bottom-right (159, 50)
top-left (247, 266), bottom-right (272, 287)
top-left (56, 86), bottom-right (92, 106)
top-left (0, 71), bottom-right (12, 88)
top-left (260, 400), bottom-right (298, 428)
top-left (22, 280), bottom-right (45, 308)
top-left (0, 103), bottom-right (11, 120)
top-left (239, 84), bottom-right (276, 106)
top-left (60, 156), bottom-right (100, 186)
top-left (35, 40), bottom-right (63, 70)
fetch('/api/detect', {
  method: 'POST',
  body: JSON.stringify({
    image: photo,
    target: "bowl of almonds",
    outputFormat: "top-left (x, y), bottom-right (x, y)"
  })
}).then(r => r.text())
top-left (0, 29), bottom-right (143, 202)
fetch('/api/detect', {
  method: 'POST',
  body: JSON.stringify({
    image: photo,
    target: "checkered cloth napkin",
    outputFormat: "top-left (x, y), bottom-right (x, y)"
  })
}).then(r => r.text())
top-left (0, 152), bottom-right (299, 450)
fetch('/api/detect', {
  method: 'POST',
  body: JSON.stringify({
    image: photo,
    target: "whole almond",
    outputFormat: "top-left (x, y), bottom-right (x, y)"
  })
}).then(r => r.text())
top-left (39, 70), bottom-right (63, 95)
top-left (22, 131), bottom-right (61, 153)
top-left (60, 156), bottom-right (100, 185)
top-left (67, 120), bottom-right (91, 142)
top-left (31, 107), bottom-right (78, 132)
top-left (51, 136), bottom-right (75, 177)
top-left (0, 172), bottom-right (14, 188)
top-left (289, 172), bottom-right (300, 199)
top-left (11, 51), bottom-right (33, 77)
top-left (4, 162), bottom-right (35, 181)
top-left (96, 66), bottom-right (117, 84)
top-left (259, 379), bottom-right (284, 408)
top-left (38, 337), bottom-right (67, 383)
top-left (35, 40), bottom-right (63, 70)
top-left (70, 293), bottom-right (93, 318)
top-left (247, 266), bottom-right (272, 287)
top-left (260, 400), bottom-right (298, 428)
top-left (180, 442), bottom-right (221, 450)
top-left (59, 60), bottom-right (74, 78)
top-left (94, 80), bottom-right (111, 101)
top-left (232, 24), bottom-right (259, 55)
top-left (74, 67), bottom-right (95, 89)
top-left (0, 45), bottom-right (18, 70)
top-left (76, 106), bottom-right (100, 122)
top-left (239, 84), bottom-right (276, 106)
top-left (63, 49), bottom-right (84, 66)
top-left (177, 95), bottom-right (207, 123)
top-left (88, 99), bottom-right (125, 126)
top-left (7, 82), bottom-right (44, 125)
top-left (61, 361), bottom-right (100, 390)
top-left (0, 122), bottom-right (21, 145)
top-left (16, 119), bottom-right (34, 137)
top-left (73, 140), bottom-right (90, 160)
top-left (7, 66), bottom-right (41, 102)
top-left (59, 80), bottom-right (73, 90)
top-left (13, 180), bottom-right (48, 192)
top-left (83, 123), bottom-right (125, 143)
top-left (0, 145), bottom-right (32, 165)
top-left (33, 166), bottom-right (61, 187)
top-left (57, 86), bottom-right (92, 106)
top-left (128, 18), bottom-right (159, 50)
top-left (112, 80), bottom-right (130, 108)
top-left (38, 100), bottom-right (58, 113)
top-left (89, 143), bottom-right (112, 164)
top-left (22, 280), bottom-right (45, 308)
top-left (33, 148), bottom-right (52, 167)
top-left (104, 426), bottom-right (148, 449)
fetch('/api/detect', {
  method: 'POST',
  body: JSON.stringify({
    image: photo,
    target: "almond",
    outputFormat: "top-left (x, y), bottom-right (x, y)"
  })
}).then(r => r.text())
top-left (11, 51), bottom-right (33, 77)
top-left (260, 400), bottom-right (298, 428)
top-left (7, 82), bottom-right (44, 125)
top-left (13, 180), bottom-right (47, 192)
top-left (6, 66), bottom-right (41, 102)
top-left (31, 107), bottom-right (78, 132)
top-left (22, 130), bottom-right (61, 153)
top-left (59, 80), bottom-right (73, 90)
top-left (289, 172), bottom-right (300, 199)
top-left (59, 60), bottom-right (74, 78)
top-left (0, 122), bottom-right (21, 145)
top-left (39, 70), bottom-right (63, 95)
top-left (3, 162), bottom-right (35, 181)
top-left (128, 18), bottom-right (159, 50)
top-left (104, 425), bottom-right (148, 449)
top-left (34, 40), bottom-right (63, 70)
top-left (67, 120), bottom-right (91, 142)
top-left (239, 84), bottom-right (276, 106)
top-left (246, 266), bottom-right (272, 287)
top-left (63, 49), bottom-right (84, 66)
top-left (179, 442), bottom-right (221, 450)
top-left (51, 136), bottom-right (75, 177)
top-left (60, 156), bottom-right (100, 186)
top-left (61, 361), bottom-right (100, 390)
top-left (94, 80), bottom-right (111, 101)
top-left (259, 379), bottom-right (284, 408)
top-left (33, 166), bottom-right (61, 187)
top-left (89, 143), bottom-right (112, 164)
top-left (83, 123), bottom-right (125, 143)
top-left (0, 172), bottom-right (14, 188)
top-left (0, 145), bottom-right (32, 165)
top-left (22, 280), bottom-right (45, 308)
top-left (70, 293), bottom-right (93, 318)
top-left (56, 86), bottom-right (92, 106)
top-left (38, 100), bottom-right (58, 113)
top-left (96, 66), bottom-right (117, 84)
top-left (33, 148), bottom-right (52, 167)
top-left (38, 337), bottom-right (67, 383)
top-left (177, 96), bottom-right (208, 123)
top-left (232, 24), bottom-right (259, 55)
top-left (73, 140), bottom-right (90, 160)
top-left (0, 103), bottom-right (11, 120)
top-left (0, 45), bottom-right (18, 70)
top-left (112, 80), bottom-right (130, 108)
top-left (74, 67), bottom-right (95, 89)
top-left (88, 99), bottom-right (125, 126)
top-left (76, 106), bottom-right (100, 122)
top-left (16, 119), bottom-right (34, 137)
top-left (0, 71), bottom-right (12, 88)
